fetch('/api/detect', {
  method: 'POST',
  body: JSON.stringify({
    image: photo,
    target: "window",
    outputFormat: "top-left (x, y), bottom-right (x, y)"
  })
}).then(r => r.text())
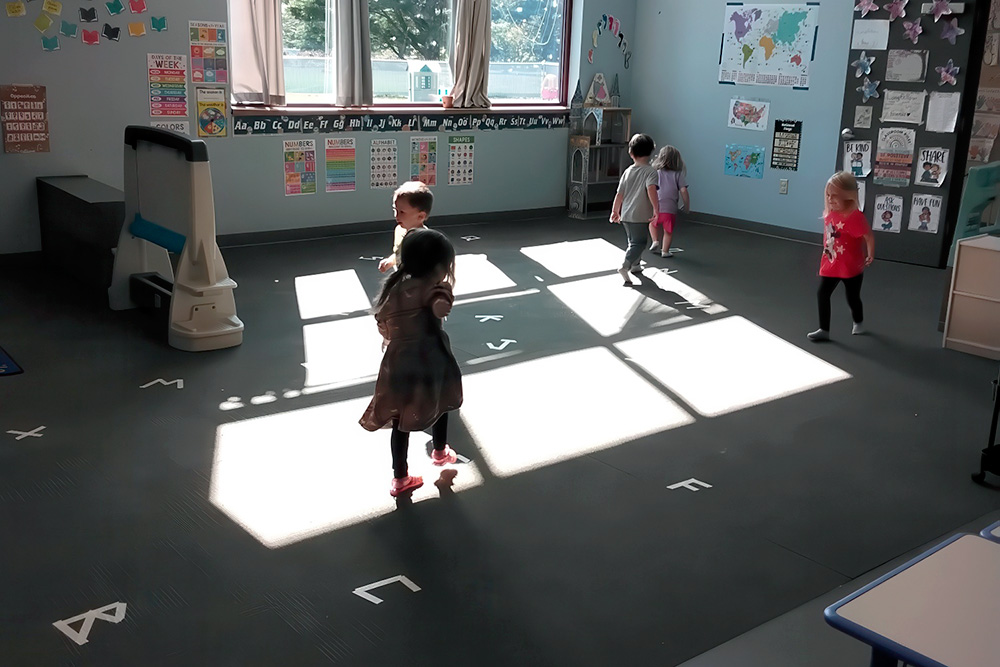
top-left (278, 0), bottom-right (567, 106)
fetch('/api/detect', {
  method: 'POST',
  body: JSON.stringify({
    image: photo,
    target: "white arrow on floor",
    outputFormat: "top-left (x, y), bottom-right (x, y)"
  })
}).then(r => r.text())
top-left (475, 315), bottom-right (503, 322)
top-left (352, 575), bottom-right (421, 604)
top-left (486, 339), bottom-right (516, 351)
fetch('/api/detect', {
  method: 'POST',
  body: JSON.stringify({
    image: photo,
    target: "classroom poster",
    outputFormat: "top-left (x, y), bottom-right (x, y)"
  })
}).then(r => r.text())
top-left (874, 193), bottom-right (903, 233)
top-left (448, 135), bottom-right (474, 185)
top-left (927, 91), bottom-right (960, 132)
top-left (972, 113), bottom-right (1000, 140)
top-left (724, 144), bottom-right (766, 179)
top-left (325, 137), bottom-right (356, 192)
top-left (885, 50), bottom-right (928, 82)
top-left (409, 135), bottom-right (437, 186)
top-left (370, 138), bottom-right (398, 189)
top-left (770, 119), bottom-right (801, 170)
top-left (851, 19), bottom-right (889, 50)
top-left (189, 21), bottom-right (228, 84)
top-left (283, 139), bottom-right (316, 196)
top-left (718, 4), bottom-right (818, 88)
top-left (976, 87), bottom-right (1000, 113)
top-left (914, 147), bottom-right (948, 187)
top-left (855, 106), bottom-right (873, 128)
top-left (908, 193), bottom-right (942, 233)
top-left (1, 84), bottom-right (49, 153)
top-left (880, 90), bottom-right (926, 124)
top-left (969, 137), bottom-right (995, 162)
top-left (873, 127), bottom-right (915, 187)
top-left (147, 53), bottom-right (188, 117)
top-left (150, 120), bottom-right (190, 134)
top-left (843, 140), bottom-right (872, 177)
top-left (728, 98), bottom-right (770, 130)
top-left (196, 86), bottom-right (227, 137)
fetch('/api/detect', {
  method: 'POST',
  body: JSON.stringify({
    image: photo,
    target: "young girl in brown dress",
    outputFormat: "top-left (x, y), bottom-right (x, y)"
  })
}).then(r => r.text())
top-left (360, 228), bottom-right (464, 496)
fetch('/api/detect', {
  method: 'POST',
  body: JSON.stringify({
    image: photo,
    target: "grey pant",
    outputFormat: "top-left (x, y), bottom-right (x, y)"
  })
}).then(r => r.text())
top-left (621, 221), bottom-right (649, 268)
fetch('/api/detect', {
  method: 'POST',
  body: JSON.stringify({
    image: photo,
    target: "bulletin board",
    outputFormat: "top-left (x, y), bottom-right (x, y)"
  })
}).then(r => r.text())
top-left (837, 0), bottom-right (991, 267)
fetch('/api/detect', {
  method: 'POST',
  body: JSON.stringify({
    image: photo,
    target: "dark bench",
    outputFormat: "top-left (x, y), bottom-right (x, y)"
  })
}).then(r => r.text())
top-left (36, 175), bottom-right (125, 289)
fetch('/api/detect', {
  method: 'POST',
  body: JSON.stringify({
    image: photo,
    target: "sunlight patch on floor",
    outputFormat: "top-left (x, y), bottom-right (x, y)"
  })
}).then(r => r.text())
top-left (210, 397), bottom-right (484, 549)
top-left (459, 347), bottom-right (694, 477)
top-left (520, 237), bottom-right (625, 278)
top-left (614, 316), bottom-right (852, 417)
top-left (454, 254), bottom-right (517, 295)
top-left (294, 269), bottom-right (372, 319)
top-left (548, 271), bottom-right (684, 337)
top-left (301, 316), bottom-right (383, 387)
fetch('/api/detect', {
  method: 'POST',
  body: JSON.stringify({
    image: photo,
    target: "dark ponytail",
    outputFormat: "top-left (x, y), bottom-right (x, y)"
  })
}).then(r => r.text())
top-left (373, 228), bottom-right (456, 310)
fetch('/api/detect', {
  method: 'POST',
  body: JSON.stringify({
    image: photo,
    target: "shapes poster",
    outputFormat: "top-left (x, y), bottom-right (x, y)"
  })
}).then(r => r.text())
top-left (770, 119), bottom-right (801, 170)
top-left (448, 135), bottom-right (474, 185)
top-left (719, 4), bottom-right (818, 88)
top-left (724, 144), bottom-right (766, 179)
top-left (873, 127), bottom-right (915, 187)
top-left (1, 84), bottom-right (49, 153)
top-left (283, 139), bottom-right (316, 196)
top-left (196, 87), bottom-right (227, 137)
top-left (325, 137), bottom-right (356, 192)
top-left (147, 53), bottom-right (188, 117)
top-left (914, 147), bottom-right (948, 187)
top-left (189, 21), bottom-right (228, 83)
top-left (874, 193), bottom-right (903, 234)
top-left (728, 98), bottom-right (769, 130)
top-left (843, 140), bottom-right (872, 178)
top-left (409, 135), bottom-right (437, 186)
top-left (370, 138), bottom-right (398, 189)
top-left (908, 193), bottom-right (942, 233)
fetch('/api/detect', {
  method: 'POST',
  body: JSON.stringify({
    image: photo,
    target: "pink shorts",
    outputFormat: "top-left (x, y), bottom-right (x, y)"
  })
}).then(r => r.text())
top-left (653, 212), bottom-right (676, 232)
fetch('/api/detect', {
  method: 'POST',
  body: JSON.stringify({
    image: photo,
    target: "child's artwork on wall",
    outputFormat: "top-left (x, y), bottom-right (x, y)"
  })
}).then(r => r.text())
top-left (409, 135), bottom-right (437, 186)
top-left (914, 147), bottom-right (948, 186)
top-left (843, 140), bottom-right (872, 177)
top-left (448, 135), bottom-right (474, 186)
top-left (880, 90), bottom-right (926, 124)
top-left (728, 98), bottom-right (770, 130)
top-left (370, 138), bottom-right (398, 189)
top-left (851, 19), bottom-right (890, 50)
top-left (590, 13), bottom-right (631, 68)
top-left (584, 73), bottom-right (610, 106)
top-left (325, 137), bottom-right (356, 193)
top-left (886, 49), bottom-right (928, 82)
top-left (927, 90), bottom-right (960, 131)
top-left (283, 139), bottom-right (317, 196)
top-left (724, 144), bottom-right (766, 179)
top-left (873, 127), bottom-right (915, 187)
top-left (719, 4), bottom-right (818, 87)
top-left (908, 193), bottom-right (943, 233)
top-left (147, 53), bottom-right (188, 117)
top-left (874, 193), bottom-right (904, 233)
top-left (855, 106), bottom-right (873, 128)
top-left (6, 2), bottom-right (27, 17)
top-left (11, 0), bottom-right (164, 50)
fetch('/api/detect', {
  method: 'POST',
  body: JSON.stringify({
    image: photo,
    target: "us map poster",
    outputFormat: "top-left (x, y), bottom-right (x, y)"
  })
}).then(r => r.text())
top-left (728, 98), bottom-right (770, 130)
top-left (325, 137), bottom-right (356, 192)
top-left (283, 139), bottom-right (316, 196)
top-left (148, 54), bottom-right (188, 117)
top-left (719, 4), bottom-right (818, 88)
top-left (448, 136), bottom-right (474, 185)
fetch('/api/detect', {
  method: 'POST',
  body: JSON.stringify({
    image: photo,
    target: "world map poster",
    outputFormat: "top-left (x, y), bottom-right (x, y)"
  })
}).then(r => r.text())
top-left (724, 144), bottom-right (766, 179)
top-left (719, 4), bottom-right (819, 88)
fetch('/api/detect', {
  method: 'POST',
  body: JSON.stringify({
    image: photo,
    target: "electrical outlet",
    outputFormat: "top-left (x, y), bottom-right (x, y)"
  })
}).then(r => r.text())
top-left (779, 179), bottom-right (789, 195)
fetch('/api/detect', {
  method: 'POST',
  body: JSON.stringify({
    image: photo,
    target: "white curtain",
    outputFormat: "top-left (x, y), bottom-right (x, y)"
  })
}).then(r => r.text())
top-left (229, 0), bottom-right (286, 105)
top-left (449, 0), bottom-right (491, 108)
top-left (334, 0), bottom-right (373, 106)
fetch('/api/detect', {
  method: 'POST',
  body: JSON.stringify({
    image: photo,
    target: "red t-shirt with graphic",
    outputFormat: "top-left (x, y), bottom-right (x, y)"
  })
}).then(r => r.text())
top-left (819, 208), bottom-right (870, 278)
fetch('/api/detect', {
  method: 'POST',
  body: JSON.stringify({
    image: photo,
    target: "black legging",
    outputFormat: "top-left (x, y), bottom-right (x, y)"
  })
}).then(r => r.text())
top-left (390, 413), bottom-right (449, 479)
top-left (817, 273), bottom-right (864, 332)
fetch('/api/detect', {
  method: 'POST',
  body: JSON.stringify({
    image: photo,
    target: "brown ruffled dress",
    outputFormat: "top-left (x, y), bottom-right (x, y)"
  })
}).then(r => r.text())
top-left (359, 277), bottom-right (463, 433)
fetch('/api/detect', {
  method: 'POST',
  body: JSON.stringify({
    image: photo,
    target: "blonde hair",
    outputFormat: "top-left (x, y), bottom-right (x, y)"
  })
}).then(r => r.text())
top-left (652, 145), bottom-right (685, 172)
top-left (824, 171), bottom-right (859, 216)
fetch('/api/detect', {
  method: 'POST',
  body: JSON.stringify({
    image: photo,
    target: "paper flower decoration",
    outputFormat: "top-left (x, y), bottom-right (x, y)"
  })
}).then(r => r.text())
top-left (940, 17), bottom-right (965, 45)
top-left (936, 59), bottom-right (959, 86)
top-left (858, 76), bottom-right (881, 102)
top-left (885, 0), bottom-right (908, 21)
top-left (903, 18), bottom-right (923, 44)
top-left (851, 52), bottom-right (875, 78)
top-left (930, 0), bottom-right (953, 22)
top-left (855, 0), bottom-right (879, 17)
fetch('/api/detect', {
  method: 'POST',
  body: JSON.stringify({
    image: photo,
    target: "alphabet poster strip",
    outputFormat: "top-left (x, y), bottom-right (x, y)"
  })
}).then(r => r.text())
top-left (914, 147), bottom-right (948, 187)
top-left (233, 112), bottom-right (568, 136)
top-left (325, 137), bottom-right (356, 192)
top-left (908, 193), bottom-right (942, 233)
top-left (874, 193), bottom-right (904, 234)
top-left (283, 139), bottom-right (316, 196)
top-left (448, 135), bottom-right (474, 185)
top-left (409, 135), bottom-right (437, 186)
top-left (370, 138), bottom-right (398, 189)
top-left (147, 53), bottom-right (188, 118)
top-left (771, 119), bottom-right (801, 170)
top-left (843, 140), bottom-right (872, 177)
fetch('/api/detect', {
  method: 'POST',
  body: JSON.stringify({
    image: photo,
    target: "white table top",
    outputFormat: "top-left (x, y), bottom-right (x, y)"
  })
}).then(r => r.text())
top-left (827, 535), bottom-right (1000, 667)
top-left (981, 520), bottom-right (1000, 542)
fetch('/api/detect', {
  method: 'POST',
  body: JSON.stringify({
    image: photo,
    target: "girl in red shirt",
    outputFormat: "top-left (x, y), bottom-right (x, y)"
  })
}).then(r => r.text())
top-left (808, 171), bottom-right (875, 341)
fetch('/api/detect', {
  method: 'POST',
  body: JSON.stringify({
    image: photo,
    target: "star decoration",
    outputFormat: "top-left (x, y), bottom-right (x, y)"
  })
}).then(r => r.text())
top-left (903, 18), bottom-right (923, 44)
top-left (940, 17), bottom-right (965, 45)
top-left (851, 52), bottom-right (875, 78)
top-left (930, 0), bottom-right (953, 22)
top-left (858, 76), bottom-right (881, 102)
top-left (855, 0), bottom-right (880, 18)
top-left (936, 58), bottom-right (959, 86)
top-left (885, 0), bottom-right (908, 20)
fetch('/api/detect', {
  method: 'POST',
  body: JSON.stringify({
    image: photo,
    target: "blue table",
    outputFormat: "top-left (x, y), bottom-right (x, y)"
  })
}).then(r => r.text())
top-left (825, 534), bottom-right (1000, 667)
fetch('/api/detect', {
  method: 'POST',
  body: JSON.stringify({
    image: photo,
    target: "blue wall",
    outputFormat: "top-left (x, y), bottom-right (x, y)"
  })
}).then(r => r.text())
top-left (630, 0), bottom-right (852, 233)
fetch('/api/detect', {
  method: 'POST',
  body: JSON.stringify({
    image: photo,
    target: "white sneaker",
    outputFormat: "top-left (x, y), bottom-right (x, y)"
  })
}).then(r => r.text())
top-left (649, 242), bottom-right (659, 251)
top-left (807, 329), bottom-right (830, 341)
top-left (661, 251), bottom-right (674, 258)
top-left (852, 322), bottom-right (866, 335)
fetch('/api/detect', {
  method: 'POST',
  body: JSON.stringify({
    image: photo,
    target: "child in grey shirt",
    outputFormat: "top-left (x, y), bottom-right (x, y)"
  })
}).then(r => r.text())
top-left (610, 134), bottom-right (659, 286)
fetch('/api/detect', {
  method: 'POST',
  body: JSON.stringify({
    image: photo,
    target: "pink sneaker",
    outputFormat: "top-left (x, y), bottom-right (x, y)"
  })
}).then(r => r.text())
top-left (431, 446), bottom-right (458, 466)
top-left (390, 475), bottom-right (423, 497)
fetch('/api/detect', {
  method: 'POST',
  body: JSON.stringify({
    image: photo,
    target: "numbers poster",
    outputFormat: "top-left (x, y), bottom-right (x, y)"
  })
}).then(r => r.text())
top-left (283, 139), bottom-right (316, 196)
top-left (410, 136), bottom-right (437, 186)
top-left (371, 138), bottom-right (398, 189)
top-left (325, 137), bottom-right (356, 192)
top-left (448, 136), bottom-right (474, 185)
